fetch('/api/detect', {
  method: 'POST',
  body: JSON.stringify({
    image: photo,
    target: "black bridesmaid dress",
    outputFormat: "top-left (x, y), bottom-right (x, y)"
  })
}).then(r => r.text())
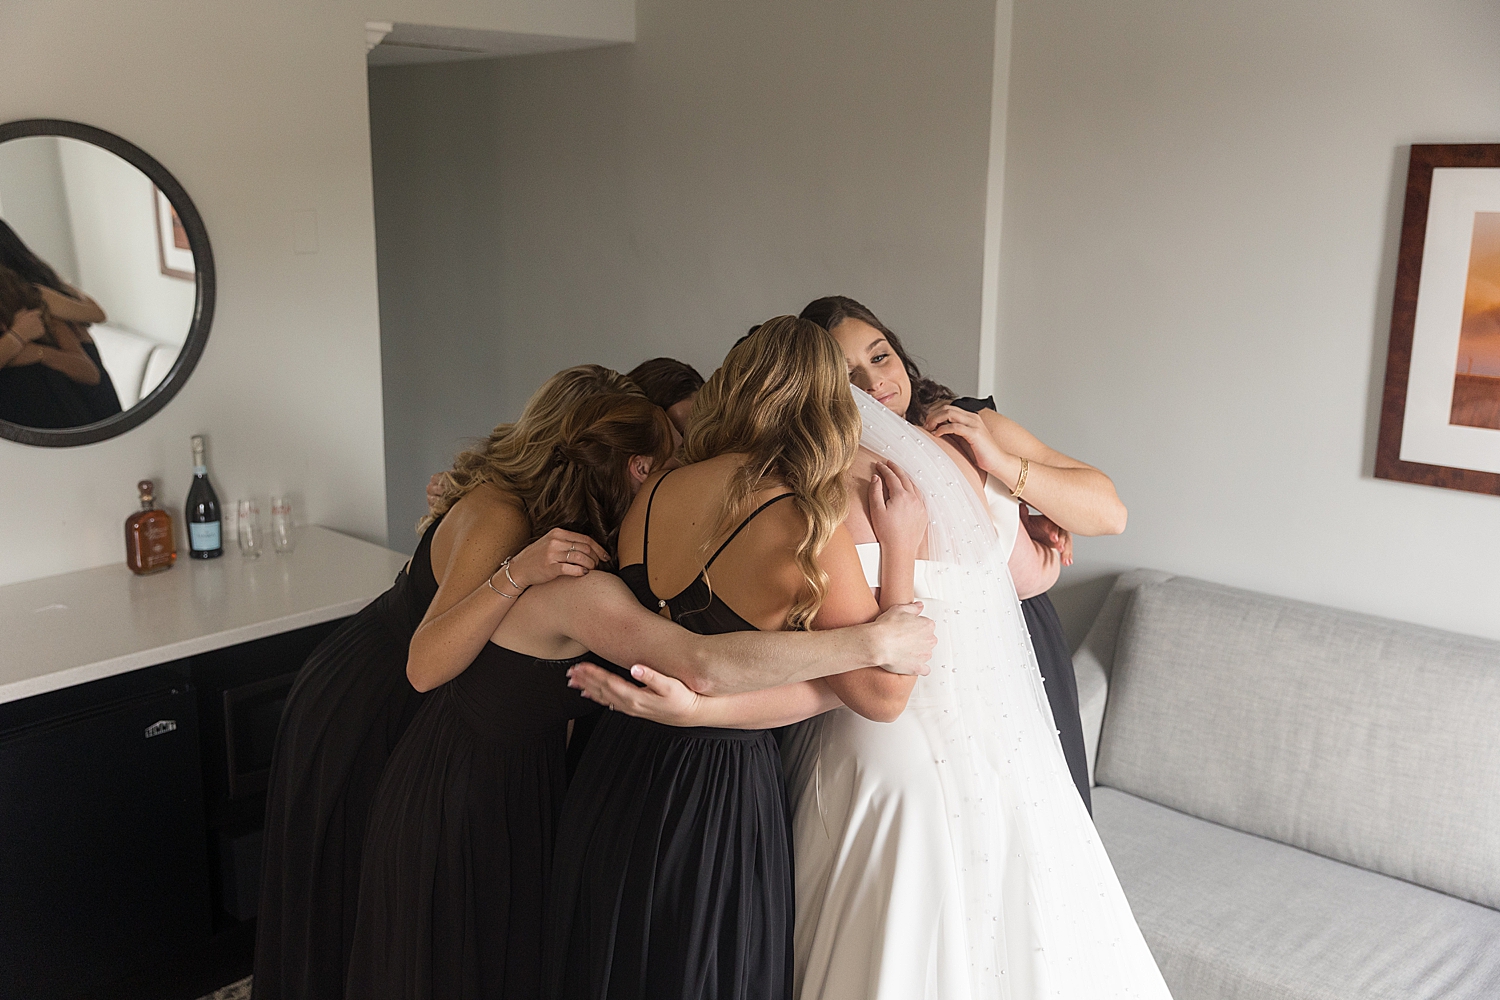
top-left (545, 479), bottom-right (796, 1000)
top-left (344, 642), bottom-right (605, 999)
top-left (954, 396), bottom-right (1091, 813)
top-left (76, 338), bottom-right (123, 421)
top-left (253, 520), bottom-right (441, 1000)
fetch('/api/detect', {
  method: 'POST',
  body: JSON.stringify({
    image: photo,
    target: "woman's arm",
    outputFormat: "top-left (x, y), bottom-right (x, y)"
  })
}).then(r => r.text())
top-left (39, 286), bottom-right (106, 324)
top-left (924, 405), bottom-right (1127, 536)
top-left (568, 662), bottom-right (841, 730)
top-left (531, 570), bottom-right (935, 698)
top-left (406, 490), bottom-right (610, 692)
top-left (868, 461), bottom-right (923, 608)
top-left (1007, 517), bottom-right (1061, 600)
top-left (38, 319), bottom-right (100, 385)
top-left (813, 527), bottom-right (919, 723)
top-left (0, 310), bottom-right (46, 368)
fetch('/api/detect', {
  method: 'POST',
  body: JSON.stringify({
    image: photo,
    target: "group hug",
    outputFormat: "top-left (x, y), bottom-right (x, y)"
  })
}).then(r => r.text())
top-left (251, 296), bottom-right (1173, 1000)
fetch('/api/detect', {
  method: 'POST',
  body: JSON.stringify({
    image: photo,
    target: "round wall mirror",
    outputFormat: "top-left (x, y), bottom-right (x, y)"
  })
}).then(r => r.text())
top-left (0, 119), bottom-right (214, 447)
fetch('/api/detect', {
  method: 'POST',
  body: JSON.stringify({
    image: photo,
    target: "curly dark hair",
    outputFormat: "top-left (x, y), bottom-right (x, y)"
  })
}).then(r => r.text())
top-left (798, 295), bottom-right (954, 426)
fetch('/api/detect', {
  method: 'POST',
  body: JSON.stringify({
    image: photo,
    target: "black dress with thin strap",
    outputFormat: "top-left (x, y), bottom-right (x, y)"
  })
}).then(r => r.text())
top-left (954, 396), bottom-right (1091, 812)
top-left (546, 477), bottom-right (796, 1000)
top-left (346, 640), bottom-right (605, 999)
top-left (253, 520), bottom-right (441, 1000)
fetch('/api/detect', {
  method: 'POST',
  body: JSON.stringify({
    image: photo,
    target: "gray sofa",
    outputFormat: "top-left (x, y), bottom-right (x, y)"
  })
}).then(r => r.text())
top-left (1073, 570), bottom-right (1500, 999)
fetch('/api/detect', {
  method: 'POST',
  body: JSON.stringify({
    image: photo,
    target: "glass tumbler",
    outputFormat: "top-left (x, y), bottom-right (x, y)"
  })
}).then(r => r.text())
top-left (237, 499), bottom-right (263, 557)
top-left (271, 496), bottom-right (296, 554)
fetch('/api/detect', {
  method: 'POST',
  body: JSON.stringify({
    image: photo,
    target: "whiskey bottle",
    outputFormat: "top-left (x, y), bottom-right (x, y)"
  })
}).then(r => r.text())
top-left (125, 479), bottom-right (177, 575)
top-left (186, 435), bottom-right (224, 559)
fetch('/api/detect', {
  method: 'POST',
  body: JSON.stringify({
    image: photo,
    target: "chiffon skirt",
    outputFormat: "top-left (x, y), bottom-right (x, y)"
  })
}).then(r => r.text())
top-left (345, 691), bottom-right (569, 999)
top-left (545, 710), bottom-right (794, 1000)
top-left (1021, 593), bottom-right (1091, 813)
top-left (254, 584), bottom-right (427, 1000)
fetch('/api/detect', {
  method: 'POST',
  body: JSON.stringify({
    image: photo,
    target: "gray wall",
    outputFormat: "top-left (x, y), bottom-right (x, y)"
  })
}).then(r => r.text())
top-left (0, 136), bottom-right (80, 285)
top-left (999, 0), bottom-right (1500, 644)
top-left (370, 0), bottom-right (999, 548)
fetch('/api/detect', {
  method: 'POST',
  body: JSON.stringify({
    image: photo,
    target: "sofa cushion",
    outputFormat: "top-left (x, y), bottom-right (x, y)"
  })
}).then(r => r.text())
top-left (1094, 576), bottom-right (1500, 909)
top-left (1093, 787), bottom-right (1500, 1000)
top-left (89, 323), bottom-right (154, 408)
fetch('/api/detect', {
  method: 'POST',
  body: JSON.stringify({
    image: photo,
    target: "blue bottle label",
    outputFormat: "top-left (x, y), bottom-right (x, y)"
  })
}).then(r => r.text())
top-left (189, 521), bottom-right (221, 550)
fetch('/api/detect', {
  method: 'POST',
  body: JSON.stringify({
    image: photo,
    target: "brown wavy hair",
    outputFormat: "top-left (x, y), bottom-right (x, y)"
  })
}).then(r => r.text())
top-left (799, 295), bottom-right (955, 425)
top-left (626, 357), bottom-right (704, 410)
top-left (421, 364), bottom-right (642, 535)
top-left (682, 315), bottom-right (862, 629)
top-left (526, 392), bottom-right (675, 551)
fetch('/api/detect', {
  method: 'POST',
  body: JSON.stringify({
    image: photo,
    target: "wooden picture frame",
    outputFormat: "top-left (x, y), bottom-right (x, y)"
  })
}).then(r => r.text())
top-left (1375, 144), bottom-right (1500, 496)
top-left (154, 185), bottom-right (195, 280)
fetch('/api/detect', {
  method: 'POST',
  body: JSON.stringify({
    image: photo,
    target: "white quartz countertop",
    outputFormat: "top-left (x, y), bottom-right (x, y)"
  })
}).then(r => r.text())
top-left (0, 526), bottom-right (409, 706)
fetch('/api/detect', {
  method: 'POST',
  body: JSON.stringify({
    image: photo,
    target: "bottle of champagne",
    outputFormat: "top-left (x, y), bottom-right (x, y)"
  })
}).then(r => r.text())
top-left (186, 435), bottom-right (223, 559)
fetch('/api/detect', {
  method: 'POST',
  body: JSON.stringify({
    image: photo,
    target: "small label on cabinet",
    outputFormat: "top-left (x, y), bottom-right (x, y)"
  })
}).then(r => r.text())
top-left (144, 719), bottom-right (178, 739)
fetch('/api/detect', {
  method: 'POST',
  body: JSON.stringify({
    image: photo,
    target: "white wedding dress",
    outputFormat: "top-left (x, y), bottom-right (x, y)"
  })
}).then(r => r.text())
top-left (780, 388), bottom-right (1171, 1000)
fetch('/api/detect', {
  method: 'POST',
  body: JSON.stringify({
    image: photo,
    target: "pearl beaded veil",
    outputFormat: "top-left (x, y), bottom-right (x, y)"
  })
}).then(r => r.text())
top-left (852, 386), bottom-right (1171, 998)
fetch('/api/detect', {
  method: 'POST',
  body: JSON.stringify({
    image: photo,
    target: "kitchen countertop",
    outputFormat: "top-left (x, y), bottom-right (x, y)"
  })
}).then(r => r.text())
top-left (0, 526), bottom-right (408, 705)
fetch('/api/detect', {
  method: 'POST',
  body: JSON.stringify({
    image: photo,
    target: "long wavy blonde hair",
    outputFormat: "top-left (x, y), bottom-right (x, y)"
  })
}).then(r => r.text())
top-left (682, 315), bottom-right (862, 629)
top-left (420, 364), bottom-right (643, 536)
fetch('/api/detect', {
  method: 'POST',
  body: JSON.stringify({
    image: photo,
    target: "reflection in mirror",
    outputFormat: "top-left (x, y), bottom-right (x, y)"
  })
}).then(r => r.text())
top-left (0, 133), bottom-right (198, 434)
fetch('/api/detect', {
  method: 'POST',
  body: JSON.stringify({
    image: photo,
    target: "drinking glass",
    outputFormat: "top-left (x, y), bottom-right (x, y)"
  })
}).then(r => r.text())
top-left (271, 496), bottom-right (296, 554)
top-left (237, 499), bottom-right (263, 557)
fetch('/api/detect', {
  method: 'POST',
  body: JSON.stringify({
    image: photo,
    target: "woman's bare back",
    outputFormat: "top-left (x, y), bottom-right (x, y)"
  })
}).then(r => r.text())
top-left (617, 453), bottom-right (811, 632)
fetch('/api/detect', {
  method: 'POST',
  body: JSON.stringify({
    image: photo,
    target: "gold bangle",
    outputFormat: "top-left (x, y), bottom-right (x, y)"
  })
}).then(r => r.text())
top-left (1010, 457), bottom-right (1030, 500)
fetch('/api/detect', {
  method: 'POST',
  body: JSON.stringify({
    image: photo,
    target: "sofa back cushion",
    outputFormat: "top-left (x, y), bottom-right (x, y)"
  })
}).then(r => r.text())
top-left (1094, 576), bottom-right (1500, 909)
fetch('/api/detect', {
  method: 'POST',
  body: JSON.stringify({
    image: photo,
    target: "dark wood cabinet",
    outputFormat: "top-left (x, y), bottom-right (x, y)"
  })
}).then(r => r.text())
top-left (0, 665), bottom-right (209, 999)
top-left (0, 620), bottom-right (341, 1000)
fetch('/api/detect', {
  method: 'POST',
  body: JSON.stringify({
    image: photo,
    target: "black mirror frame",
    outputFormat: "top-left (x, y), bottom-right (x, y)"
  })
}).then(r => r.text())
top-left (0, 118), bottom-right (215, 448)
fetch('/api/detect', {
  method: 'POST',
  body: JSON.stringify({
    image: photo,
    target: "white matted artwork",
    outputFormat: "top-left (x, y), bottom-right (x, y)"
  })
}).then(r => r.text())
top-left (154, 185), bottom-right (195, 280)
top-left (1377, 145), bottom-right (1500, 497)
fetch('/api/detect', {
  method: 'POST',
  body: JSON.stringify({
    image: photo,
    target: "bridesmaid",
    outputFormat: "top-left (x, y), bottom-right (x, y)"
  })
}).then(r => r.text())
top-left (422, 357), bottom-right (705, 512)
top-left (799, 295), bottom-right (1128, 811)
top-left (345, 392), bottom-right (933, 999)
top-left (546, 317), bottom-right (922, 1000)
top-left (626, 356), bottom-right (703, 433)
top-left (254, 365), bottom-right (630, 1000)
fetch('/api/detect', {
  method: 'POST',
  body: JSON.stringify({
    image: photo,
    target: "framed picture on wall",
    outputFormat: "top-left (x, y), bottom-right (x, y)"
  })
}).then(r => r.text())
top-left (153, 185), bottom-right (195, 281)
top-left (1376, 144), bottom-right (1500, 497)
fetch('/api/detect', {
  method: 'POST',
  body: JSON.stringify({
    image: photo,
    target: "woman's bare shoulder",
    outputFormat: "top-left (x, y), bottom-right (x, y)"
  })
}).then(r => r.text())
top-left (431, 484), bottom-right (528, 573)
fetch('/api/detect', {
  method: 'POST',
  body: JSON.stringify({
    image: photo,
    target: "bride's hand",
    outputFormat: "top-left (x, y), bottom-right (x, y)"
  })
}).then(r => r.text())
top-left (869, 602), bottom-right (936, 676)
top-left (504, 528), bottom-right (612, 588)
top-left (923, 405), bottom-right (1012, 475)
top-left (567, 662), bottom-right (703, 726)
top-left (869, 460), bottom-right (926, 554)
top-left (426, 472), bottom-right (447, 513)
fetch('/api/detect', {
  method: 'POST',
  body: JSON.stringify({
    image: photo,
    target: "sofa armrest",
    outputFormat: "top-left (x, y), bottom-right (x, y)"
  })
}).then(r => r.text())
top-left (1073, 568), bottom-right (1175, 783)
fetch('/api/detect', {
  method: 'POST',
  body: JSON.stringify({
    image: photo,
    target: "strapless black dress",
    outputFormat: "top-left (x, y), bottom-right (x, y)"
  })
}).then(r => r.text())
top-left (346, 641), bottom-right (604, 999)
top-left (545, 481), bottom-right (796, 1000)
top-left (253, 520), bottom-right (441, 1000)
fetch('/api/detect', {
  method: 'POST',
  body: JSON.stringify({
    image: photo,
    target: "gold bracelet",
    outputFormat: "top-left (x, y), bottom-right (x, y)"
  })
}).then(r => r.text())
top-left (1010, 457), bottom-right (1030, 500)
top-left (486, 557), bottom-right (525, 600)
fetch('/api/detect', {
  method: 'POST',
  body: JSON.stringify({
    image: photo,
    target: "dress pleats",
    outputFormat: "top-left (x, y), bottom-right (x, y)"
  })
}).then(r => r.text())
top-left (547, 711), bottom-right (793, 1000)
top-left (346, 645), bottom-right (600, 999)
top-left (253, 524), bottom-right (439, 1000)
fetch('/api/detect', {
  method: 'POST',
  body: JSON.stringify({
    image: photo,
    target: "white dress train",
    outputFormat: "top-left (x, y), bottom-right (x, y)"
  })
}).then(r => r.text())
top-left (780, 388), bottom-right (1171, 1000)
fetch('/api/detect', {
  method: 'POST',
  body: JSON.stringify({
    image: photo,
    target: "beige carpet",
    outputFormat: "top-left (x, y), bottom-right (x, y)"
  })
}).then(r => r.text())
top-left (197, 976), bottom-right (251, 1000)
